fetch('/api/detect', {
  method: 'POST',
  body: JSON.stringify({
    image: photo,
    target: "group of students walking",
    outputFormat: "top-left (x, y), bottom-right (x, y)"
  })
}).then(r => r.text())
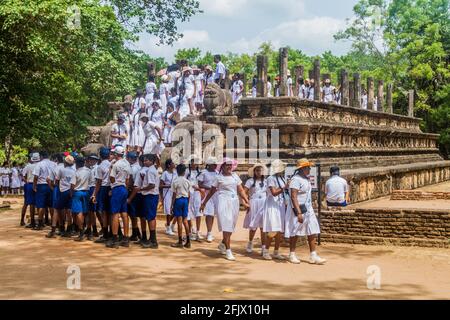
top-left (19, 147), bottom-right (335, 264)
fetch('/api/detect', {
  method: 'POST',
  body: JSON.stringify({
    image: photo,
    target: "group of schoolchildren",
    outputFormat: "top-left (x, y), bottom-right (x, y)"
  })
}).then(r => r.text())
top-left (0, 164), bottom-right (24, 196)
top-left (20, 143), bottom-right (351, 264)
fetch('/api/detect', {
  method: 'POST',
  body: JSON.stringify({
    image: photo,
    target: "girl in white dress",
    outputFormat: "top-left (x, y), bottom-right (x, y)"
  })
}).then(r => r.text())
top-left (200, 157), bottom-right (249, 261)
top-left (160, 159), bottom-right (178, 235)
top-left (263, 159), bottom-right (289, 260)
top-left (159, 75), bottom-right (170, 114)
top-left (267, 76), bottom-right (273, 97)
top-left (10, 164), bottom-right (21, 194)
top-left (251, 76), bottom-right (257, 98)
top-left (145, 76), bottom-right (157, 106)
top-left (197, 157), bottom-right (219, 243)
top-left (186, 155), bottom-right (204, 240)
top-left (178, 67), bottom-right (196, 116)
top-left (231, 74), bottom-right (244, 104)
top-left (193, 67), bottom-right (204, 112)
top-left (286, 158), bottom-right (326, 265)
top-left (129, 90), bottom-right (146, 151)
top-left (243, 164), bottom-right (268, 255)
top-left (163, 103), bottom-right (176, 145)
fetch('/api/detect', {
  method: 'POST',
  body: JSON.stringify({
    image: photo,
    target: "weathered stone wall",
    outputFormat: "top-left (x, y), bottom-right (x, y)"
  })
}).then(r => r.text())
top-left (391, 190), bottom-right (450, 200)
top-left (321, 208), bottom-right (450, 248)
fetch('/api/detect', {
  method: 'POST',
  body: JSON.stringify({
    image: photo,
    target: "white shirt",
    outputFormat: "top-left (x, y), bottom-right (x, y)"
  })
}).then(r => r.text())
top-left (145, 82), bottom-right (157, 96)
top-left (245, 178), bottom-right (267, 200)
top-left (206, 73), bottom-right (214, 84)
top-left (212, 173), bottom-right (242, 196)
top-left (132, 97), bottom-right (146, 113)
top-left (185, 168), bottom-right (201, 192)
top-left (110, 158), bottom-right (131, 188)
top-left (299, 84), bottom-right (307, 98)
top-left (307, 86), bottom-right (315, 100)
top-left (88, 164), bottom-right (98, 188)
top-left (290, 175), bottom-right (313, 213)
top-left (95, 160), bottom-right (111, 187)
top-left (287, 77), bottom-right (293, 96)
top-left (148, 108), bottom-right (164, 128)
top-left (322, 85), bottom-right (336, 102)
top-left (23, 163), bottom-right (37, 183)
top-left (161, 170), bottom-right (177, 188)
top-left (214, 62), bottom-right (226, 80)
top-left (232, 80), bottom-right (243, 94)
top-left (267, 175), bottom-right (287, 203)
top-left (111, 123), bottom-right (128, 147)
top-left (197, 170), bottom-right (218, 189)
top-left (144, 165), bottom-right (160, 196)
top-left (32, 159), bottom-right (53, 185)
top-left (48, 162), bottom-right (62, 183)
top-left (56, 166), bottom-right (76, 192)
top-left (71, 167), bottom-right (91, 191)
top-left (325, 175), bottom-right (348, 203)
top-left (129, 162), bottom-right (141, 184)
top-left (134, 166), bottom-right (149, 195)
top-left (178, 75), bottom-right (195, 93)
top-left (267, 82), bottom-right (272, 97)
top-left (171, 176), bottom-right (191, 199)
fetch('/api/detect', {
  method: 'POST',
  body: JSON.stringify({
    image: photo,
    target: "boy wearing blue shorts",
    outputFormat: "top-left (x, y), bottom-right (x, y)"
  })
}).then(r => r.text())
top-left (92, 147), bottom-right (112, 243)
top-left (21, 153), bottom-right (40, 227)
top-left (71, 157), bottom-right (91, 242)
top-left (32, 151), bottom-right (53, 230)
top-left (106, 146), bottom-right (131, 248)
top-left (126, 151), bottom-right (142, 241)
top-left (47, 155), bottom-right (76, 238)
top-left (86, 154), bottom-right (100, 238)
top-left (139, 154), bottom-right (160, 249)
top-left (170, 164), bottom-right (192, 248)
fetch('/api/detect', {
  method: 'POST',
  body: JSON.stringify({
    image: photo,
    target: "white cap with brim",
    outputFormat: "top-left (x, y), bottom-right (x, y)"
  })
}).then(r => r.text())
top-left (113, 146), bottom-right (125, 155)
top-left (205, 156), bottom-right (218, 165)
top-left (31, 153), bottom-right (40, 162)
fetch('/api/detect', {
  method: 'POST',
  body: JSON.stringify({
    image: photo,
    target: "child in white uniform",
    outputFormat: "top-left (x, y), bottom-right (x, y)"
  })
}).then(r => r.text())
top-left (263, 160), bottom-right (289, 260)
top-left (197, 157), bottom-right (219, 243)
top-left (145, 76), bottom-right (157, 106)
top-left (159, 75), bottom-right (170, 114)
top-left (286, 158), bottom-right (326, 265)
top-left (243, 164), bottom-right (268, 255)
top-left (186, 156), bottom-right (203, 240)
top-left (160, 159), bottom-right (178, 235)
top-left (200, 158), bottom-right (249, 261)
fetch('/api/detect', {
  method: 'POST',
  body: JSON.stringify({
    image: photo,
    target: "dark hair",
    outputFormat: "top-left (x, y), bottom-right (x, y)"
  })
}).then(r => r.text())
top-left (148, 75), bottom-right (155, 83)
top-left (187, 163), bottom-right (201, 179)
top-left (330, 166), bottom-right (340, 176)
top-left (170, 87), bottom-right (177, 95)
top-left (176, 164), bottom-right (186, 176)
top-left (214, 54), bottom-right (221, 61)
top-left (267, 76), bottom-right (271, 82)
top-left (252, 175), bottom-right (265, 188)
top-left (136, 89), bottom-right (143, 97)
top-left (165, 159), bottom-right (173, 170)
top-left (153, 91), bottom-right (160, 100)
top-left (75, 157), bottom-right (85, 168)
top-left (40, 151), bottom-right (49, 159)
top-left (55, 153), bottom-right (64, 163)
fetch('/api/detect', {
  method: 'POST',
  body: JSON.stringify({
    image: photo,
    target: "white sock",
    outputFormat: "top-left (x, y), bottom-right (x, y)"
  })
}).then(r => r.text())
top-left (207, 232), bottom-right (211, 236)
top-left (273, 250), bottom-right (279, 255)
top-left (310, 251), bottom-right (317, 257)
top-left (226, 249), bottom-right (232, 255)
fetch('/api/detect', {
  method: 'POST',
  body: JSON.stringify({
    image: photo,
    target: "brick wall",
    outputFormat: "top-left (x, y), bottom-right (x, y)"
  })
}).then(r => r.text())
top-left (391, 190), bottom-right (450, 200)
top-left (320, 208), bottom-right (450, 248)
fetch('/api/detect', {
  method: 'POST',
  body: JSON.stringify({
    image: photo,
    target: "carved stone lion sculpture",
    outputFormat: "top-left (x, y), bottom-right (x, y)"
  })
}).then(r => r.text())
top-left (203, 83), bottom-right (233, 116)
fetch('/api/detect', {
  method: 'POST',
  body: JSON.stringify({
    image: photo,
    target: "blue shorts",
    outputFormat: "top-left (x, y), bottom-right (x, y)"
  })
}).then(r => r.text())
top-left (97, 186), bottom-right (111, 213)
top-left (51, 185), bottom-right (59, 209)
top-left (173, 197), bottom-right (189, 218)
top-left (55, 190), bottom-right (72, 210)
top-left (143, 194), bottom-right (159, 221)
top-left (127, 194), bottom-right (139, 218)
top-left (72, 190), bottom-right (89, 214)
top-left (327, 200), bottom-right (347, 207)
top-left (110, 186), bottom-right (128, 214)
top-left (88, 187), bottom-right (97, 212)
top-left (35, 184), bottom-right (52, 209)
top-left (24, 183), bottom-right (35, 206)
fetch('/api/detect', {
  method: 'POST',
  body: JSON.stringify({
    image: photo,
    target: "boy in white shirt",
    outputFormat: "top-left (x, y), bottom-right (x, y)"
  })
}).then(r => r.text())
top-left (214, 55), bottom-right (226, 88)
top-left (170, 164), bottom-right (192, 248)
top-left (110, 114), bottom-right (128, 149)
top-left (325, 166), bottom-right (349, 207)
top-left (71, 157), bottom-right (91, 241)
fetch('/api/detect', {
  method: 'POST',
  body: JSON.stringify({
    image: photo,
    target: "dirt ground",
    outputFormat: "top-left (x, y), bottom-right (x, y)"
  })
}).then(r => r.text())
top-left (0, 197), bottom-right (449, 300)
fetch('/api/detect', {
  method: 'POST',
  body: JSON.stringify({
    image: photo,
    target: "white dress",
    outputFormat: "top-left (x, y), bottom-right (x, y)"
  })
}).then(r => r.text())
top-left (322, 85), bottom-right (336, 102)
top-left (263, 175), bottom-right (287, 233)
top-left (232, 80), bottom-right (243, 104)
top-left (159, 83), bottom-right (169, 114)
top-left (285, 175), bottom-right (321, 237)
top-left (267, 82), bottom-right (272, 97)
top-left (161, 170), bottom-right (177, 215)
top-left (145, 81), bottom-right (157, 106)
top-left (1, 168), bottom-right (10, 187)
top-left (194, 74), bottom-right (204, 104)
top-left (129, 110), bottom-right (145, 148)
top-left (243, 178), bottom-right (267, 230)
top-left (186, 169), bottom-right (202, 220)
top-left (198, 170), bottom-right (218, 217)
top-left (212, 173), bottom-right (242, 233)
top-left (178, 75), bottom-right (195, 99)
top-left (10, 167), bottom-right (21, 189)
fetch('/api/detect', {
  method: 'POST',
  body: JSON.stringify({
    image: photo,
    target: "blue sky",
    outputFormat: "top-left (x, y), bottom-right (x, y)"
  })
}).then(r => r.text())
top-left (132, 0), bottom-right (360, 63)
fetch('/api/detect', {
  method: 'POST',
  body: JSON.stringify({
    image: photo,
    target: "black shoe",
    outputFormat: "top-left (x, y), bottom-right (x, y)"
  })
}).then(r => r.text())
top-left (171, 242), bottom-right (184, 248)
top-left (184, 242), bottom-right (191, 249)
top-left (87, 234), bottom-right (94, 241)
top-left (120, 239), bottom-right (130, 247)
top-left (93, 231), bottom-right (99, 237)
top-left (141, 240), bottom-right (153, 248)
top-left (25, 223), bottom-right (36, 229)
top-left (94, 236), bottom-right (107, 243)
top-left (105, 239), bottom-right (119, 249)
top-left (149, 241), bottom-right (159, 249)
top-left (33, 224), bottom-right (44, 231)
top-left (20, 221), bottom-right (25, 226)
top-left (46, 231), bottom-right (56, 238)
top-left (74, 234), bottom-right (85, 242)
top-left (129, 235), bottom-right (138, 242)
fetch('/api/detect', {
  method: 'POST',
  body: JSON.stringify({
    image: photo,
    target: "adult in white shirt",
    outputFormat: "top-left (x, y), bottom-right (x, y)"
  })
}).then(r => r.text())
top-left (200, 157), bottom-right (249, 261)
top-left (106, 146), bottom-right (131, 248)
top-left (231, 73), bottom-right (244, 104)
top-left (322, 79), bottom-right (336, 103)
top-left (325, 166), bottom-right (349, 207)
top-left (286, 71), bottom-right (293, 97)
top-left (287, 159), bottom-right (326, 265)
top-left (213, 55), bottom-right (226, 88)
top-left (145, 76), bottom-right (157, 106)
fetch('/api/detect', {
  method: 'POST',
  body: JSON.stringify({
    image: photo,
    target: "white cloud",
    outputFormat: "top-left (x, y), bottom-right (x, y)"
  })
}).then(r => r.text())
top-left (199, 0), bottom-right (248, 17)
top-left (177, 30), bottom-right (210, 46)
